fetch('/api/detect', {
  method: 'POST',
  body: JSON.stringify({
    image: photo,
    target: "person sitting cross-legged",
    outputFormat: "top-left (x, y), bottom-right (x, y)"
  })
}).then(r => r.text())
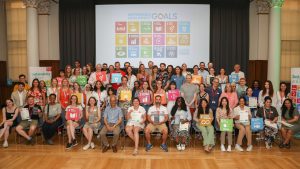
top-left (145, 95), bottom-right (169, 152)
top-left (16, 96), bottom-right (42, 145)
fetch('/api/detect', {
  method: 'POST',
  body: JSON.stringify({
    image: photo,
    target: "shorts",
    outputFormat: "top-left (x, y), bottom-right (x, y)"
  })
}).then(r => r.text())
top-left (19, 120), bottom-right (38, 129)
top-left (146, 123), bottom-right (168, 133)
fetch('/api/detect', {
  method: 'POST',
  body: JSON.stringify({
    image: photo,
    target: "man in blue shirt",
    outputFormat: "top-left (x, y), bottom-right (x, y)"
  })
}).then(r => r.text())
top-left (205, 78), bottom-right (222, 129)
top-left (99, 95), bottom-right (123, 153)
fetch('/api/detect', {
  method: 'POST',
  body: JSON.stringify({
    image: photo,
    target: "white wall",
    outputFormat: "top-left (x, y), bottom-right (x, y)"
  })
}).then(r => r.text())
top-left (38, 1), bottom-right (59, 60)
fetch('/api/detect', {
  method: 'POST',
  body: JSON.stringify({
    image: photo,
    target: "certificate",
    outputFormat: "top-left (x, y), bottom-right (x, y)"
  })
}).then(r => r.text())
top-left (167, 89), bottom-right (180, 101)
top-left (88, 114), bottom-right (95, 124)
top-left (21, 108), bottom-right (30, 120)
top-left (56, 77), bottom-right (63, 87)
top-left (199, 114), bottom-right (212, 126)
top-left (191, 75), bottom-right (202, 84)
top-left (111, 73), bottom-right (122, 83)
top-left (229, 74), bottom-right (239, 83)
top-left (66, 107), bottom-right (80, 121)
top-left (248, 97), bottom-right (258, 108)
top-left (239, 110), bottom-right (249, 123)
top-left (120, 90), bottom-right (132, 101)
top-left (131, 111), bottom-right (142, 123)
top-left (139, 92), bottom-right (151, 104)
top-left (96, 71), bottom-right (107, 81)
top-left (179, 122), bottom-right (189, 131)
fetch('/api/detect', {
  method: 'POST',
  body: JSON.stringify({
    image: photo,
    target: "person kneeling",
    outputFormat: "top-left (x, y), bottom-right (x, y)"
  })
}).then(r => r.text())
top-left (125, 98), bottom-right (146, 155)
top-left (83, 97), bottom-right (101, 150)
top-left (99, 96), bottom-right (123, 153)
top-left (145, 95), bottom-right (169, 152)
top-left (16, 96), bottom-right (42, 145)
top-left (170, 97), bottom-right (191, 151)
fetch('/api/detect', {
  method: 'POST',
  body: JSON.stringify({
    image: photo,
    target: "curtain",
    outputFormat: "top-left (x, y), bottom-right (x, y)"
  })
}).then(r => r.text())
top-left (59, 0), bottom-right (95, 68)
top-left (210, 0), bottom-right (249, 76)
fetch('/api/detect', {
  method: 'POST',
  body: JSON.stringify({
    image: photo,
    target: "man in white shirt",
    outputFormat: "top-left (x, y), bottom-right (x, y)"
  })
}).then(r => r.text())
top-left (11, 82), bottom-right (27, 108)
top-left (88, 64), bottom-right (109, 86)
top-left (230, 64), bottom-right (245, 80)
top-left (145, 95), bottom-right (169, 152)
top-left (198, 62), bottom-right (209, 80)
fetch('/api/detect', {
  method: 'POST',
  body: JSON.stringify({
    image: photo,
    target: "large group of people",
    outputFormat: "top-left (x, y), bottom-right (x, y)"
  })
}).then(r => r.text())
top-left (0, 60), bottom-right (299, 156)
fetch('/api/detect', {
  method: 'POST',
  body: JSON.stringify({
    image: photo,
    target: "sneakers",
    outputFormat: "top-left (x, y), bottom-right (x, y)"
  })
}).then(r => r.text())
top-left (227, 145), bottom-right (231, 152)
top-left (235, 144), bottom-right (244, 152)
top-left (177, 144), bottom-right (182, 151)
top-left (145, 144), bottom-right (153, 152)
top-left (2, 140), bottom-right (8, 148)
top-left (132, 149), bottom-right (138, 156)
top-left (102, 145), bottom-right (110, 153)
top-left (90, 142), bottom-right (95, 149)
top-left (72, 139), bottom-right (78, 147)
top-left (112, 145), bottom-right (118, 153)
top-left (66, 143), bottom-right (73, 150)
top-left (26, 137), bottom-right (34, 145)
top-left (246, 145), bottom-right (253, 152)
top-left (265, 141), bottom-right (271, 149)
top-left (160, 144), bottom-right (168, 152)
top-left (221, 144), bottom-right (226, 152)
top-left (181, 144), bottom-right (186, 151)
top-left (83, 143), bottom-right (91, 151)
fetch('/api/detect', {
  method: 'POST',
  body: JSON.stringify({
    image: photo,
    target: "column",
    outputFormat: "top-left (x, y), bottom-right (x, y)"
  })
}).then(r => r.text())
top-left (37, 0), bottom-right (51, 60)
top-left (23, 0), bottom-right (40, 70)
top-left (267, 0), bottom-right (284, 90)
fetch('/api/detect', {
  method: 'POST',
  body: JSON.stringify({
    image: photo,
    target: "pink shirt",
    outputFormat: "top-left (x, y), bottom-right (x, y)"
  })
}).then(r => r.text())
top-left (219, 92), bottom-right (238, 109)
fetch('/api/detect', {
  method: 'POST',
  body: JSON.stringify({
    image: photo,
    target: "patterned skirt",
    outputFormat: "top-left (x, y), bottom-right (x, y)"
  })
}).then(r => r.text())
top-left (171, 124), bottom-right (191, 145)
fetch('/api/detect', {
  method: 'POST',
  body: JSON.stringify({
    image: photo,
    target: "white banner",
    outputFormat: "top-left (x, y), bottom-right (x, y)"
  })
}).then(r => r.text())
top-left (29, 67), bottom-right (52, 87)
top-left (95, 4), bottom-right (210, 67)
top-left (291, 68), bottom-right (300, 111)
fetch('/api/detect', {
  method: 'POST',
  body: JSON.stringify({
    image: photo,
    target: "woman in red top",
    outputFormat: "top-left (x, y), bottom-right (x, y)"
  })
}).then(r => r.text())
top-left (58, 78), bottom-right (72, 110)
top-left (27, 79), bottom-right (46, 106)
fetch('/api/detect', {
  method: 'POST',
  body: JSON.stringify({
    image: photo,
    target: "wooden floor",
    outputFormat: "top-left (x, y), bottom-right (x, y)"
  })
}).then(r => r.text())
top-left (0, 134), bottom-right (300, 169)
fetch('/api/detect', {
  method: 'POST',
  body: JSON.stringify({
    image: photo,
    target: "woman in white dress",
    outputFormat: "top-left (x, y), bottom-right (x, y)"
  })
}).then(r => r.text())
top-left (125, 98), bottom-right (146, 156)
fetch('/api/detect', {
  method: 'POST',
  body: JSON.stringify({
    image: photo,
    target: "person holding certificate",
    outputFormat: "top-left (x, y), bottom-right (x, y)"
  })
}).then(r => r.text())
top-left (145, 95), bottom-right (169, 152)
top-left (194, 99), bottom-right (214, 152)
top-left (125, 98), bottom-right (146, 156)
top-left (244, 87), bottom-right (258, 117)
top-left (256, 96), bottom-right (279, 149)
top-left (117, 76), bottom-right (132, 115)
top-left (216, 97), bottom-right (233, 152)
top-left (279, 99), bottom-right (300, 149)
top-left (166, 82), bottom-right (179, 116)
top-left (92, 80), bottom-right (107, 109)
top-left (16, 96), bottom-right (42, 145)
top-left (82, 97), bottom-right (101, 151)
top-left (169, 97), bottom-right (192, 151)
top-left (71, 82), bottom-right (85, 108)
top-left (233, 97), bottom-right (253, 152)
top-left (137, 81), bottom-right (153, 113)
top-left (65, 95), bottom-right (83, 150)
